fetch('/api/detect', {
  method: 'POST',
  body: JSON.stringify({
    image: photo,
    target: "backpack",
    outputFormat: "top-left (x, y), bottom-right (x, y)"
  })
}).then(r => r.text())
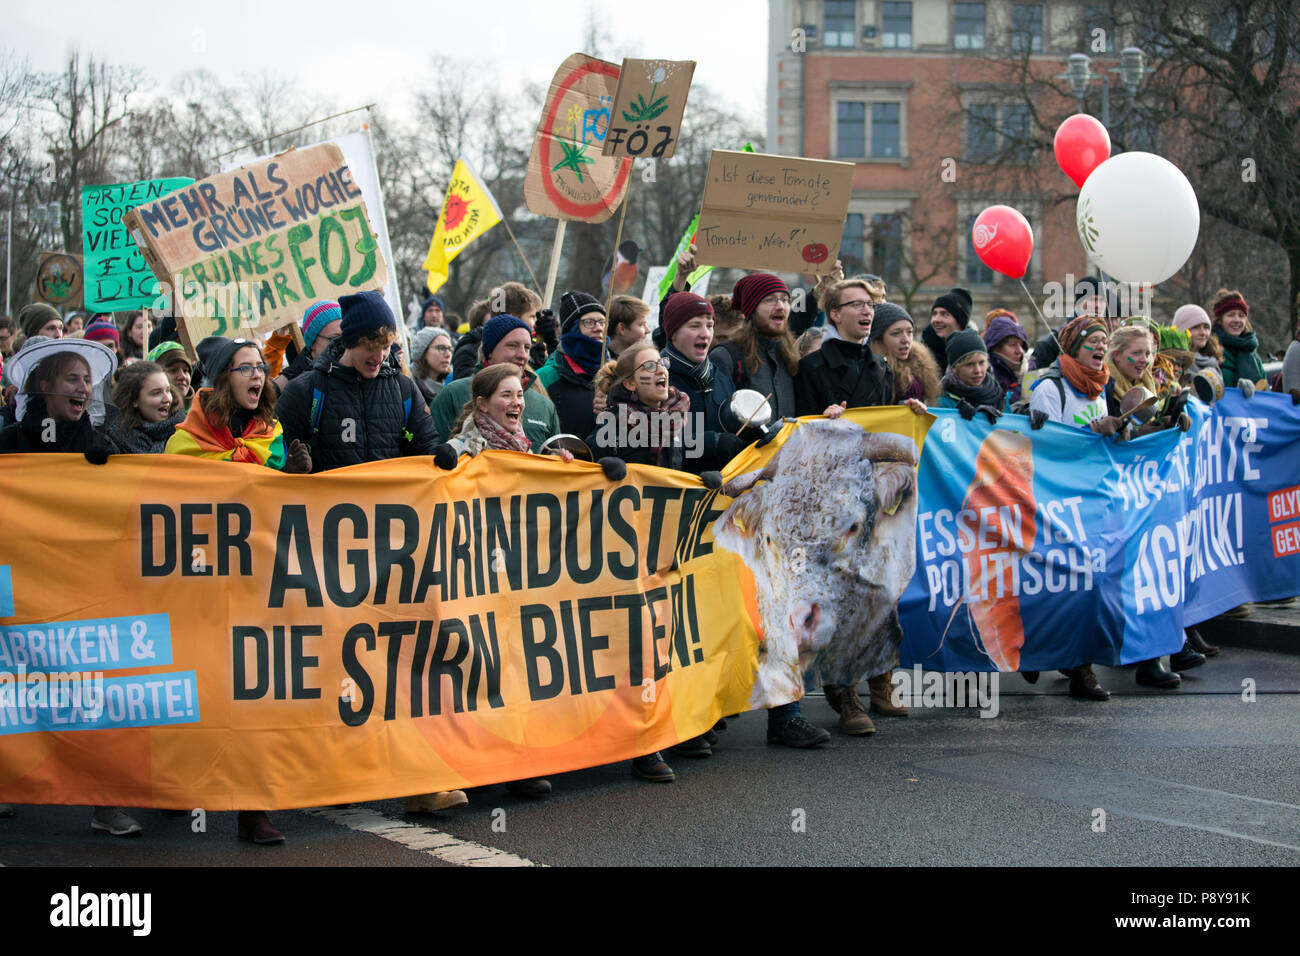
top-left (308, 369), bottom-right (417, 445)
top-left (1012, 366), bottom-right (1066, 416)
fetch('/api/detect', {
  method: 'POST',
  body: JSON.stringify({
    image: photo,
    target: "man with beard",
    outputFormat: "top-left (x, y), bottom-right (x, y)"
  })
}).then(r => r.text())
top-left (709, 273), bottom-right (802, 429)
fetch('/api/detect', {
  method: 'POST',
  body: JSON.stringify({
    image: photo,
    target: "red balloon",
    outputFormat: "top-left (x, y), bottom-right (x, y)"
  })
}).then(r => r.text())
top-left (1054, 114), bottom-right (1111, 188)
top-left (971, 205), bottom-right (1033, 280)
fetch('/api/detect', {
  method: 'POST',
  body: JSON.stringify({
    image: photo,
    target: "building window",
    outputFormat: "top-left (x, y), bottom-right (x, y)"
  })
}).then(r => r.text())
top-left (965, 101), bottom-right (1034, 164)
top-left (841, 213), bottom-right (865, 273)
top-left (881, 2), bottom-right (912, 49)
top-left (824, 0), bottom-right (857, 48)
top-left (1002, 102), bottom-right (1032, 163)
top-left (966, 103), bottom-right (998, 162)
top-left (871, 103), bottom-right (900, 157)
top-left (954, 3), bottom-right (985, 50)
top-left (965, 214), bottom-right (995, 285)
top-left (837, 102), bottom-right (866, 157)
top-left (1082, 5), bottom-right (1115, 54)
top-left (1010, 4), bottom-right (1043, 54)
top-left (871, 213), bottom-right (904, 282)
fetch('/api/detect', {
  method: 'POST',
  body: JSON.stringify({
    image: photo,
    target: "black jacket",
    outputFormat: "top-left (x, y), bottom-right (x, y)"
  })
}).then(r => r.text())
top-left (274, 337), bottom-right (438, 472)
top-left (546, 356), bottom-right (597, 440)
top-left (922, 325), bottom-right (949, 375)
top-left (451, 328), bottom-right (483, 382)
top-left (664, 348), bottom-right (743, 475)
top-left (709, 335), bottom-right (798, 422)
top-left (794, 336), bottom-right (892, 417)
top-left (0, 397), bottom-right (117, 455)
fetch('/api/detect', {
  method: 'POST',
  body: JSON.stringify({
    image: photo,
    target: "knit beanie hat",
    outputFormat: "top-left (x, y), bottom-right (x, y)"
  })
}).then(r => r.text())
top-left (868, 301), bottom-right (913, 342)
top-left (196, 336), bottom-right (259, 387)
top-left (731, 273), bottom-right (789, 319)
top-left (17, 303), bottom-right (61, 339)
top-left (147, 340), bottom-right (192, 370)
top-left (983, 311), bottom-right (1028, 351)
top-left (480, 314), bottom-right (532, 361)
top-left (944, 328), bottom-right (987, 367)
top-left (301, 300), bottom-right (342, 351)
top-left (83, 317), bottom-right (120, 347)
top-left (420, 294), bottom-right (445, 316)
top-left (559, 291), bottom-right (604, 333)
top-left (411, 326), bottom-right (450, 365)
top-left (1172, 304), bottom-right (1211, 332)
top-left (931, 287), bottom-right (973, 329)
top-left (338, 290), bottom-right (397, 347)
top-left (1213, 293), bottom-right (1249, 320)
top-left (660, 291), bottom-right (714, 342)
top-left (1058, 314), bottom-right (1113, 358)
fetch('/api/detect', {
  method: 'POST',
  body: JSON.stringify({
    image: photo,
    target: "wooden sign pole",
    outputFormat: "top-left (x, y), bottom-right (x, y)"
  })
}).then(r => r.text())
top-left (599, 179), bottom-right (632, 368)
top-left (542, 219), bottom-right (567, 312)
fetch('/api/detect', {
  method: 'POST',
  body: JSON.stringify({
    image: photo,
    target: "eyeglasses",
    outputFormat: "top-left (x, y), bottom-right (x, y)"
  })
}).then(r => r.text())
top-left (579, 316), bottom-right (605, 331)
top-left (636, 357), bottom-right (670, 374)
top-left (430, 344), bottom-right (453, 353)
top-left (760, 294), bottom-right (791, 307)
top-left (834, 299), bottom-right (873, 312)
top-left (231, 363), bottom-right (269, 377)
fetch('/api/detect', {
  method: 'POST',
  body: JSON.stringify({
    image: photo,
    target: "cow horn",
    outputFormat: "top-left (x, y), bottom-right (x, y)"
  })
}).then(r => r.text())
top-left (721, 455), bottom-right (780, 497)
top-left (860, 432), bottom-right (919, 466)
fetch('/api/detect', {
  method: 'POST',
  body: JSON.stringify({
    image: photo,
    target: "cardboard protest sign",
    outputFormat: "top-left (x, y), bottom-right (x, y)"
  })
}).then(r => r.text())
top-left (81, 178), bottom-right (194, 312)
top-left (694, 149), bottom-right (855, 274)
top-left (32, 252), bottom-right (83, 308)
top-left (601, 59), bottom-right (695, 160)
top-left (122, 144), bottom-right (387, 348)
top-left (524, 53), bottom-right (633, 223)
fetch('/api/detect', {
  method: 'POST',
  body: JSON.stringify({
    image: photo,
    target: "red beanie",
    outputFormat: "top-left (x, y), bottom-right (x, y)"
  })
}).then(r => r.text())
top-left (660, 292), bottom-right (714, 342)
top-left (1213, 294), bottom-right (1249, 320)
top-left (731, 273), bottom-right (789, 319)
top-left (83, 317), bottom-right (120, 346)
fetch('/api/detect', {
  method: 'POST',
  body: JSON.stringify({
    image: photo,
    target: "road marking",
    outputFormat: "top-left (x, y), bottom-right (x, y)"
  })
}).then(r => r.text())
top-left (912, 751), bottom-right (1300, 853)
top-left (304, 807), bottom-right (542, 867)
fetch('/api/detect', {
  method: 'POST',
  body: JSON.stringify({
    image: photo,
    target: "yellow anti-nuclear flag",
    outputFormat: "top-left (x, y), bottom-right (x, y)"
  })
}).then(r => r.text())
top-left (423, 159), bottom-right (502, 294)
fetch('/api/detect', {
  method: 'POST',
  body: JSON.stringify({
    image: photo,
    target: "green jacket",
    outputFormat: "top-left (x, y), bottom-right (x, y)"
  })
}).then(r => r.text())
top-left (429, 365), bottom-right (560, 452)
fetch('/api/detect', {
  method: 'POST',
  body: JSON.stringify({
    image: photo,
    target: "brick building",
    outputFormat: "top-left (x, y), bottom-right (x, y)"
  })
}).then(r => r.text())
top-left (766, 0), bottom-right (1117, 327)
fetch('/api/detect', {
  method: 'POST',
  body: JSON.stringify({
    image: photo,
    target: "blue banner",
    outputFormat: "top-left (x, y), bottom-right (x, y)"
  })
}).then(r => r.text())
top-left (900, 392), bottom-right (1300, 672)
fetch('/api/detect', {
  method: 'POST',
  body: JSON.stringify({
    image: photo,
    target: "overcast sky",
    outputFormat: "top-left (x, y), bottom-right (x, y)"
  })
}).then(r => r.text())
top-left (2, 0), bottom-right (768, 127)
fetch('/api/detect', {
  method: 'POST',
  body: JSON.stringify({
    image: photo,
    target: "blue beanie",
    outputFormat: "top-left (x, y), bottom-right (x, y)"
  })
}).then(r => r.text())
top-left (480, 314), bottom-right (532, 361)
top-left (339, 291), bottom-right (396, 347)
top-left (421, 294), bottom-right (446, 316)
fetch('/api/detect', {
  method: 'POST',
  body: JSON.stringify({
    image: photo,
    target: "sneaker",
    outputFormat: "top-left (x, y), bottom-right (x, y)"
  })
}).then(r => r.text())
top-left (505, 778), bottom-right (552, 798)
top-left (671, 735), bottom-right (712, 758)
top-left (767, 715), bottom-right (831, 748)
top-left (631, 752), bottom-right (675, 783)
top-left (867, 673), bottom-right (908, 716)
top-left (91, 806), bottom-right (142, 837)
top-left (1135, 658), bottom-right (1181, 688)
top-left (237, 810), bottom-right (285, 845)
top-left (1063, 666), bottom-right (1110, 701)
top-left (404, 791), bottom-right (469, 813)
top-left (828, 684), bottom-right (875, 735)
top-left (1169, 646), bottom-right (1206, 671)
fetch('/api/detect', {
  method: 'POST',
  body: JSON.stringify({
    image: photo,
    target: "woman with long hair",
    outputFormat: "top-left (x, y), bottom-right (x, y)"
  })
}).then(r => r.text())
top-left (110, 360), bottom-right (184, 454)
top-left (1209, 288), bottom-right (1266, 389)
top-left (869, 302), bottom-right (940, 404)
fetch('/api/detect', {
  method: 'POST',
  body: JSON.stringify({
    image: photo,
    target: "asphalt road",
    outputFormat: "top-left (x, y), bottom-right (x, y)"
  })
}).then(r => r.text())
top-left (2, 646), bottom-right (1298, 867)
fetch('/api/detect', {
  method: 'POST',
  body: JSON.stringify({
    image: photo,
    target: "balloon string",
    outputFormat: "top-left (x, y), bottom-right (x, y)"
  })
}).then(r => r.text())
top-left (1018, 278), bottom-right (1063, 354)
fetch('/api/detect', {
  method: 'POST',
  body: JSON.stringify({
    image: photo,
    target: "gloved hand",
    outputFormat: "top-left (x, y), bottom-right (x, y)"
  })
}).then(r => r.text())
top-left (714, 432), bottom-right (745, 461)
top-left (1090, 415), bottom-right (1122, 436)
top-left (700, 471), bottom-right (723, 490)
top-left (956, 399), bottom-right (977, 421)
top-left (756, 420), bottom-right (787, 447)
top-left (1241, 379), bottom-right (1255, 398)
top-left (598, 456), bottom-right (627, 482)
top-left (84, 443), bottom-right (110, 465)
top-left (1177, 411), bottom-right (1192, 432)
top-left (432, 443), bottom-right (459, 470)
top-left (534, 309), bottom-right (558, 351)
top-left (1029, 409), bottom-right (1048, 430)
top-left (975, 404), bottom-right (1002, 424)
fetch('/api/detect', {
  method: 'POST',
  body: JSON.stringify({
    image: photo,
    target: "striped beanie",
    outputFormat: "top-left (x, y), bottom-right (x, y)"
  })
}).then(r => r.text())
top-left (301, 300), bottom-right (341, 350)
top-left (83, 317), bottom-right (120, 346)
top-left (731, 273), bottom-right (789, 319)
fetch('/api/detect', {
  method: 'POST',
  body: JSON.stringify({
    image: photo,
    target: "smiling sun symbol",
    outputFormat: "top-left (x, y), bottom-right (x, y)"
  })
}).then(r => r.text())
top-left (443, 194), bottom-right (471, 231)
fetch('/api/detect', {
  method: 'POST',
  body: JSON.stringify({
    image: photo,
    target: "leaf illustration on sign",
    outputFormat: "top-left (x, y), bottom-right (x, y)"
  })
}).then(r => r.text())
top-left (552, 138), bottom-right (596, 183)
top-left (622, 90), bottom-right (669, 123)
top-left (1077, 196), bottom-right (1100, 255)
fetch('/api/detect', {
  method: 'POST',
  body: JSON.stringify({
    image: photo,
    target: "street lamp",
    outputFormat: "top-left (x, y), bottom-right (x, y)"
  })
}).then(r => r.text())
top-left (1056, 47), bottom-right (1151, 139)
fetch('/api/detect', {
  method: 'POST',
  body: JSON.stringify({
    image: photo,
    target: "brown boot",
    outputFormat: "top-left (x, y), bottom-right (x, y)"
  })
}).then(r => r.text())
top-left (868, 673), bottom-right (908, 716)
top-left (826, 683), bottom-right (875, 735)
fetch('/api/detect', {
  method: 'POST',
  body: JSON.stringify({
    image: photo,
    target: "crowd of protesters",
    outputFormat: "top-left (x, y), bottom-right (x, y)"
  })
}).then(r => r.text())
top-left (0, 249), bottom-right (1296, 841)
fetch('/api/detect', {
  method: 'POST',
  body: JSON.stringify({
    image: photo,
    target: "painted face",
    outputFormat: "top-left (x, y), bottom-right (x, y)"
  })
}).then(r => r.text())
top-left (954, 353), bottom-right (988, 388)
top-left (752, 292), bottom-right (790, 336)
top-left (1188, 322), bottom-right (1211, 350)
top-left (1115, 337), bottom-right (1152, 379)
top-left (830, 293), bottom-right (874, 343)
top-left (165, 359), bottom-right (192, 396)
top-left (579, 313), bottom-right (606, 341)
top-left (882, 322), bottom-right (913, 361)
top-left (613, 313), bottom-right (648, 347)
top-left (425, 336), bottom-right (453, 375)
top-left (1220, 309), bottom-right (1248, 336)
top-left (38, 317), bottom-right (64, 339)
top-left (488, 327), bottom-right (533, 374)
top-left (40, 357), bottom-right (93, 422)
top-left (623, 348), bottom-right (669, 405)
top-left (423, 303), bottom-right (444, 327)
top-left (135, 371), bottom-right (174, 423)
top-left (929, 308), bottom-right (958, 338)
top-left (1079, 330), bottom-right (1107, 371)
top-left (128, 314), bottom-right (149, 348)
top-left (993, 338), bottom-right (1025, 365)
top-left (226, 345), bottom-right (266, 410)
top-left (477, 375), bottom-right (525, 433)
top-left (670, 315), bottom-right (715, 363)
top-left (310, 319), bottom-right (342, 358)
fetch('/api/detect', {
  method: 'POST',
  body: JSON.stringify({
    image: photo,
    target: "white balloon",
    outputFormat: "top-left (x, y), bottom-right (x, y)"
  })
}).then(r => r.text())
top-left (1075, 152), bottom-right (1200, 285)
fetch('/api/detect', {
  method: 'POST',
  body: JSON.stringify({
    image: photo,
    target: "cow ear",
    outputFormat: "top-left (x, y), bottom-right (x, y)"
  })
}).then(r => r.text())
top-left (714, 489), bottom-right (765, 559)
top-left (874, 463), bottom-right (915, 516)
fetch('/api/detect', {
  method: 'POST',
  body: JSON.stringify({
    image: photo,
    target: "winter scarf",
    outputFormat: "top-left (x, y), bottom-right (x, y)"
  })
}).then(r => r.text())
top-left (472, 411), bottom-right (531, 453)
top-left (165, 389), bottom-right (286, 468)
top-left (939, 366), bottom-right (1004, 408)
top-left (2, 395), bottom-right (106, 454)
top-left (1058, 353), bottom-right (1110, 400)
top-left (113, 409), bottom-right (185, 455)
top-left (608, 384), bottom-right (692, 456)
top-left (559, 327), bottom-right (605, 375)
top-left (662, 342), bottom-right (716, 392)
top-left (1104, 354), bottom-right (1159, 403)
top-left (1215, 329), bottom-right (1266, 386)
